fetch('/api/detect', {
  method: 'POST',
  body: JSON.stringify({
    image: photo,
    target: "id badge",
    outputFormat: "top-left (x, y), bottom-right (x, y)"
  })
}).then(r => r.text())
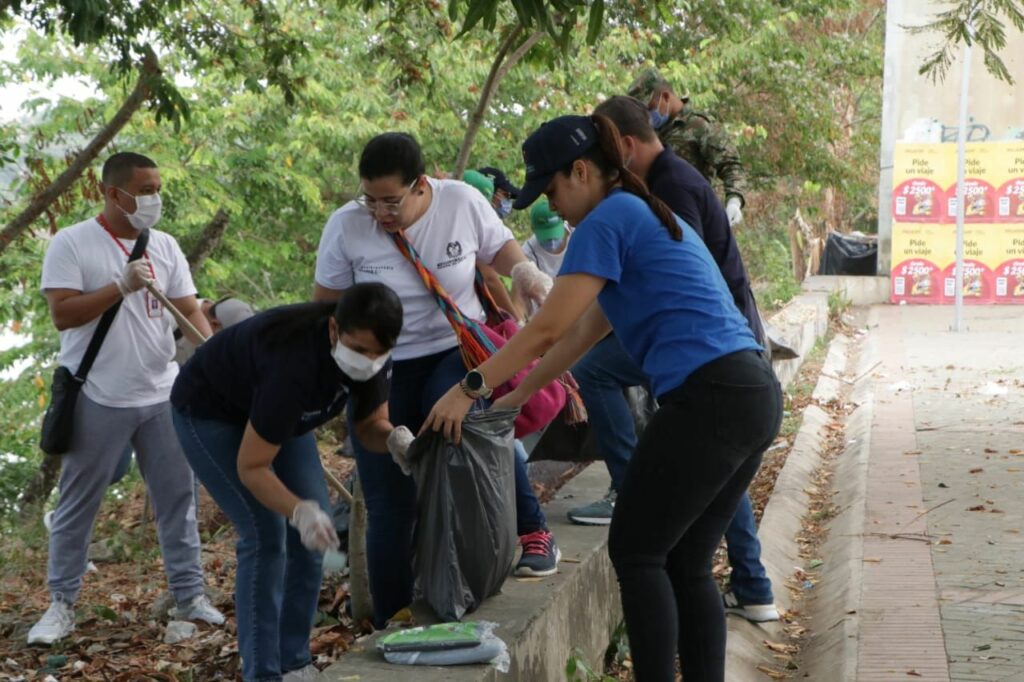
top-left (145, 290), bottom-right (164, 318)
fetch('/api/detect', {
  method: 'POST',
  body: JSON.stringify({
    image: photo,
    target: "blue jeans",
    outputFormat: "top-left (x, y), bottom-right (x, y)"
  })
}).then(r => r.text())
top-left (349, 346), bottom-right (547, 627)
top-left (573, 335), bottom-right (773, 605)
top-left (172, 408), bottom-right (327, 682)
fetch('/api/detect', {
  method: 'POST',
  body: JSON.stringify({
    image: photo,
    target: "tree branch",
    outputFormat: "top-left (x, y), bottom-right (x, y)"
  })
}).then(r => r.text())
top-left (186, 208), bottom-right (230, 273)
top-left (452, 26), bottom-right (544, 177)
top-left (0, 50), bottom-right (160, 255)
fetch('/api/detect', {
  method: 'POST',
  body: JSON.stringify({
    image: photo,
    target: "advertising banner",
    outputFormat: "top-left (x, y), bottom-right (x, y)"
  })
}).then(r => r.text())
top-left (891, 142), bottom-right (1024, 303)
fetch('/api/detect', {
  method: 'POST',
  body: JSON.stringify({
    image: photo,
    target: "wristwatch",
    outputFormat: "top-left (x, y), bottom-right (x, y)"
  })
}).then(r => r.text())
top-left (460, 369), bottom-right (493, 400)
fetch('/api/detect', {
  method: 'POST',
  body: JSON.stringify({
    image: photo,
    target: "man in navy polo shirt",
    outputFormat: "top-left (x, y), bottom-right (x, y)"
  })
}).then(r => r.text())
top-left (565, 95), bottom-right (778, 623)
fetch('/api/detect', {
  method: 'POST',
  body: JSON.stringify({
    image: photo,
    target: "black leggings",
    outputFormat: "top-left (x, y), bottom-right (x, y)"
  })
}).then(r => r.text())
top-left (607, 350), bottom-right (783, 682)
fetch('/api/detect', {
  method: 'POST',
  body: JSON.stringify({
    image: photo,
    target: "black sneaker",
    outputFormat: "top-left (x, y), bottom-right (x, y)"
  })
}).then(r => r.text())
top-left (514, 529), bottom-right (561, 577)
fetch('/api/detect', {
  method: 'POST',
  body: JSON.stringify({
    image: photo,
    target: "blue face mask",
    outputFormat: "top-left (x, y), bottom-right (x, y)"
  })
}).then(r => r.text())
top-left (496, 198), bottom-right (513, 219)
top-left (649, 105), bottom-right (669, 130)
top-left (539, 238), bottom-right (564, 253)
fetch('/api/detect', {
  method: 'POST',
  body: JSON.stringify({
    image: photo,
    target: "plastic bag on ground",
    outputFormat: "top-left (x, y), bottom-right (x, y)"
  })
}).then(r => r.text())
top-left (410, 409), bottom-right (517, 622)
top-left (378, 621), bottom-right (510, 671)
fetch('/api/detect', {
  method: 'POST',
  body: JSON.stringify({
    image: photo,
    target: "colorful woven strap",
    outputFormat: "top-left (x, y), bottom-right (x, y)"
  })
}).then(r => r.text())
top-left (390, 230), bottom-right (497, 369)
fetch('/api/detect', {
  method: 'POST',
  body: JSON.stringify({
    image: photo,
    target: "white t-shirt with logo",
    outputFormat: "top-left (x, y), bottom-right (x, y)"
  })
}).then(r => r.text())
top-left (315, 178), bottom-right (514, 360)
top-left (41, 218), bottom-right (197, 408)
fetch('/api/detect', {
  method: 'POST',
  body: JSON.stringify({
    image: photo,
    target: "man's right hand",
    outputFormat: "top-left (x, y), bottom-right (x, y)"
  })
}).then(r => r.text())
top-left (289, 500), bottom-right (340, 553)
top-left (114, 260), bottom-right (153, 298)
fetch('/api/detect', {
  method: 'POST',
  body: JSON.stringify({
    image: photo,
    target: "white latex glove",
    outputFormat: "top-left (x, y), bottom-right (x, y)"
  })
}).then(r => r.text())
top-left (725, 196), bottom-right (744, 227)
top-left (289, 500), bottom-right (340, 553)
top-left (511, 260), bottom-right (553, 308)
top-left (114, 260), bottom-right (153, 297)
top-left (387, 426), bottom-right (415, 476)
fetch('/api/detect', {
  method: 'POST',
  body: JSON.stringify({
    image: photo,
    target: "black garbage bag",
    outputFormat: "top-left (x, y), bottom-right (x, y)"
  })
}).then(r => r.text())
top-left (819, 232), bottom-right (878, 275)
top-left (409, 409), bottom-right (518, 622)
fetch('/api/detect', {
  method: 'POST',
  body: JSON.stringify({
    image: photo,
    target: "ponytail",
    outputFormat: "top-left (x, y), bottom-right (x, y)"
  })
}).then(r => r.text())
top-left (589, 114), bottom-right (682, 241)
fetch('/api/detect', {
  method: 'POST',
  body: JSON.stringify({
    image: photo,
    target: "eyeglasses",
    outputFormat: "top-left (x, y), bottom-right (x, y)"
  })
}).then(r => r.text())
top-left (355, 179), bottom-right (418, 216)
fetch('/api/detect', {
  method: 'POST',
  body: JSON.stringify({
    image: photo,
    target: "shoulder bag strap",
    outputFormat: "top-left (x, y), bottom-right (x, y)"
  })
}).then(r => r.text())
top-left (74, 228), bottom-right (151, 382)
top-left (388, 230), bottom-right (496, 368)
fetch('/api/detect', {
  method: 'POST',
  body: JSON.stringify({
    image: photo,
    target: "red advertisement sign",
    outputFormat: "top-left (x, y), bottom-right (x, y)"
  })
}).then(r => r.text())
top-left (946, 178), bottom-right (998, 222)
top-left (941, 259), bottom-right (994, 303)
top-left (994, 259), bottom-right (1024, 302)
top-left (996, 179), bottom-right (1024, 222)
top-left (892, 178), bottom-right (944, 223)
top-left (891, 259), bottom-right (942, 303)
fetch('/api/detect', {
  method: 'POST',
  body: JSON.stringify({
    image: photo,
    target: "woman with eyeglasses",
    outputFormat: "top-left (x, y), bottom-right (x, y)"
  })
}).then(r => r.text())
top-left (313, 132), bottom-right (560, 629)
top-left (423, 115), bottom-right (783, 682)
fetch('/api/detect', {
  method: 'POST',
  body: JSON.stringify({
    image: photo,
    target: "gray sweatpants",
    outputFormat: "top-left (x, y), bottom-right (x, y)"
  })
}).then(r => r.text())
top-left (47, 393), bottom-right (205, 605)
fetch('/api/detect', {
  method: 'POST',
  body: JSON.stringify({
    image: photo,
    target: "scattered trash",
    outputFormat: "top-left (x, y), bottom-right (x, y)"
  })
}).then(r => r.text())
top-left (808, 559), bottom-right (824, 569)
top-left (163, 620), bottom-right (198, 645)
top-left (978, 382), bottom-right (1008, 397)
top-left (322, 549), bottom-right (347, 575)
top-left (969, 467), bottom-right (984, 474)
top-left (378, 621), bottom-right (509, 672)
top-left (801, 580), bottom-right (814, 590)
top-left (974, 643), bottom-right (991, 652)
top-left (938, 482), bottom-right (949, 488)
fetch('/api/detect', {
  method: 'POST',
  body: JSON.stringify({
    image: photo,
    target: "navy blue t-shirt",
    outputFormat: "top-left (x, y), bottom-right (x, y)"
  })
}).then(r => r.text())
top-left (171, 308), bottom-right (390, 445)
top-left (647, 148), bottom-right (763, 342)
top-left (559, 190), bottom-right (760, 398)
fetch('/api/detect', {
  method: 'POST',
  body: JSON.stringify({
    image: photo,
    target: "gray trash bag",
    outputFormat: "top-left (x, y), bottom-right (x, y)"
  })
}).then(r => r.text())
top-left (409, 408), bottom-right (518, 622)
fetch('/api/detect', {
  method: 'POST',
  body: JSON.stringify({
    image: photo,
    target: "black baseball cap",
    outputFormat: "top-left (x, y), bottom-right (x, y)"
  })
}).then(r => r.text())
top-left (477, 166), bottom-right (520, 198)
top-left (513, 115), bottom-right (598, 210)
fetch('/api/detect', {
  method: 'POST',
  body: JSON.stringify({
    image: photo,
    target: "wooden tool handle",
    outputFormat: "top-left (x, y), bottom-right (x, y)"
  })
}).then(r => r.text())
top-left (145, 283), bottom-right (208, 344)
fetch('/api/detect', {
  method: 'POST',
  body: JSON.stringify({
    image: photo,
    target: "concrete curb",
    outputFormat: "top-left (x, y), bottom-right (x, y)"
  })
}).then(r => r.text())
top-left (318, 464), bottom-right (622, 681)
top-left (799, 327), bottom-right (878, 681)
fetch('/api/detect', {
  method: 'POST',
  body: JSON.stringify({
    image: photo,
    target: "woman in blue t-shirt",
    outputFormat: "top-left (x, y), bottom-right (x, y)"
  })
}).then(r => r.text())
top-left (424, 115), bottom-right (783, 682)
top-left (171, 282), bottom-right (405, 682)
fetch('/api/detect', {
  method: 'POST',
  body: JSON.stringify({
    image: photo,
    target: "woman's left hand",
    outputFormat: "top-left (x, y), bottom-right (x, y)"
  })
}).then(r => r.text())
top-left (421, 383), bottom-right (476, 444)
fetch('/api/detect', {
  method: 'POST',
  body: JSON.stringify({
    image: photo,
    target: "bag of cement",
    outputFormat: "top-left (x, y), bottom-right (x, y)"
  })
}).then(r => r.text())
top-left (378, 621), bottom-right (510, 671)
top-left (410, 409), bottom-right (517, 622)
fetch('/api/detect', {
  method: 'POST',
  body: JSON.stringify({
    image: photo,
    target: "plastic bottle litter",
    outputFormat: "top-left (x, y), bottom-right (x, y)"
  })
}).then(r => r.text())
top-left (163, 620), bottom-right (198, 644)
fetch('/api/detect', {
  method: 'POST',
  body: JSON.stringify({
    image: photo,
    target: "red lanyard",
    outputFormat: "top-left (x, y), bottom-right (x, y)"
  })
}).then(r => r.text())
top-left (96, 214), bottom-right (156, 280)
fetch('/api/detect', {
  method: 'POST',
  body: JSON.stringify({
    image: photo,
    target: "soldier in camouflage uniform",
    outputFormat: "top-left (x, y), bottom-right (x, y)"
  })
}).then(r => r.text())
top-left (628, 66), bottom-right (747, 226)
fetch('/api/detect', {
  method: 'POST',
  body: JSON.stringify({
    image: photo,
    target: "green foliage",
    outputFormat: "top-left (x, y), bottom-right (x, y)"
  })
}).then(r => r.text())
top-left (565, 647), bottom-right (616, 682)
top-left (910, 0), bottom-right (1024, 85)
top-left (0, 0), bottom-right (883, 525)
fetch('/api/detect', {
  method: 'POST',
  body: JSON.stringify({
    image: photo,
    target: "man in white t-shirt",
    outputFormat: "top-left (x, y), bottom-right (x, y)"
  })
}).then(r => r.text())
top-left (313, 132), bottom-right (559, 628)
top-left (29, 152), bottom-right (223, 646)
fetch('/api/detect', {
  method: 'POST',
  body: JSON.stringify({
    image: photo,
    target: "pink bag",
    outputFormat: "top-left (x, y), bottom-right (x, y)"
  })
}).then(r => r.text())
top-left (481, 318), bottom-right (566, 438)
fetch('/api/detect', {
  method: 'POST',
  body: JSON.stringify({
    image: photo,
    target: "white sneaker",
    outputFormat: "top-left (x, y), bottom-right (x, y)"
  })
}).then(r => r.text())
top-left (722, 591), bottom-right (780, 623)
top-left (283, 663), bottom-right (319, 680)
top-left (168, 594), bottom-right (225, 625)
top-left (27, 600), bottom-right (75, 645)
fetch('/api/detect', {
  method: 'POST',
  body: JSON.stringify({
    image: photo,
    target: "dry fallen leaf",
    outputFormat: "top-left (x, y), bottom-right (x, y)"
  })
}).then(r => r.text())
top-left (969, 467), bottom-right (984, 474)
top-left (907, 670), bottom-right (922, 677)
top-left (967, 505), bottom-right (986, 511)
top-left (984, 448), bottom-right (998, 453)
top-left (756, 664), bottom-right (789, 679)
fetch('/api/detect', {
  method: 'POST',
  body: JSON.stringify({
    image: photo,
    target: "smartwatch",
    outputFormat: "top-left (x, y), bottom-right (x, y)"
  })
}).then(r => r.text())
top-left (461, 369), bottom-right (493, 400)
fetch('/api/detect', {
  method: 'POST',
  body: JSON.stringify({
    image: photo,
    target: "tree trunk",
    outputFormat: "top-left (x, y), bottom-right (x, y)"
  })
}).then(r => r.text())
top-left (17, 455), bottom-right (61, 523)
top-left (0, 51), bottom-right (159, 255)
top-left (348, 477), bottom-right (374, 624)
top-left (452, 27), bottom-right (545, 177)
top-left (186, 208), bottom-right (229, 272)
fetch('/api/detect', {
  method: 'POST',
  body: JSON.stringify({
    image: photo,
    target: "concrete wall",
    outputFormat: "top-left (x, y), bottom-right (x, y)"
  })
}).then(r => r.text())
top-left (877, 0), bottom-right (1024, 272)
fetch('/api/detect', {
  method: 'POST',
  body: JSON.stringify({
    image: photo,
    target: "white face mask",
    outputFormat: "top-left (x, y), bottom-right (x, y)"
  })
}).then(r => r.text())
top-left (332, 340), bottom-right (390, 382)
top-left (117, 188), bottom-right (162, 230)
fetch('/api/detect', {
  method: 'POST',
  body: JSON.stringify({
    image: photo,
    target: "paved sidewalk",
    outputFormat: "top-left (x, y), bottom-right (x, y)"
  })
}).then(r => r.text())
top-left (860, 305), bottom-right (1024, 682)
